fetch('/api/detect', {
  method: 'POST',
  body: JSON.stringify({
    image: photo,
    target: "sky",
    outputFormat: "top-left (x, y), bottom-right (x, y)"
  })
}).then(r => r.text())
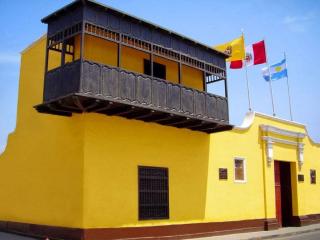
top-left (0, 0), bottom-right (319, 153)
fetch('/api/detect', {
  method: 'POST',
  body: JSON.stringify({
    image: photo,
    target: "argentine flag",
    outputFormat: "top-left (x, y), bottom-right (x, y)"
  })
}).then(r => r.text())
top-left (262, 59), bottom-right (288, 81)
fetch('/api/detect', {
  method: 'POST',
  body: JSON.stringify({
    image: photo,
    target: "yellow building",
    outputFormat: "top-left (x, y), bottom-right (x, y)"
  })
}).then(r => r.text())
top-left (0, 1), bottom-right (319, 239)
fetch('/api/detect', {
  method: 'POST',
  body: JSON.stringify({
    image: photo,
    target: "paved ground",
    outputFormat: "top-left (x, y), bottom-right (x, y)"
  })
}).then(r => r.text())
top-left (272, 230), bottom-right (320, 239)
top-left (0, 232), bottom-right (37, 240)
top-left (193, 223), bottom-right (320, 240)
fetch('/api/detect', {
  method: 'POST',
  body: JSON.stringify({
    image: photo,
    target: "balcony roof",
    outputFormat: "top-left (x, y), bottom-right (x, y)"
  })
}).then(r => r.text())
top-left (41, 0), bottom-right (228, 59)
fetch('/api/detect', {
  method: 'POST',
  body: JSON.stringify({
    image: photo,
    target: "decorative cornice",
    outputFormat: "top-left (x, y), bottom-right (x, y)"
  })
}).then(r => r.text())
top-left (262, 136), bottom-right (304, 147)
top-left (261, 136), bottom-right (304, 166)
top-left (233, 112), bottom-right (319, 146)
top-left (260, 125), bottom-right (306, 139)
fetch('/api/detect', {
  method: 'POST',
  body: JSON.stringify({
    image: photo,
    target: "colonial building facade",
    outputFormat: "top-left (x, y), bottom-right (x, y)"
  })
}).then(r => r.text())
top-left (0, 1), bottom-right (319, 239)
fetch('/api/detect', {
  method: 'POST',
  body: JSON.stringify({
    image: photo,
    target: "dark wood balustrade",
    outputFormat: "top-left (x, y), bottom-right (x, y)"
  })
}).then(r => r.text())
top-left (36, 60), bottom-right (232, 133)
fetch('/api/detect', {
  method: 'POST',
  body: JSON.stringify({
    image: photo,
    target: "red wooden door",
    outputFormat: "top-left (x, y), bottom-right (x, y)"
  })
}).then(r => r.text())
top-left (274, 161), bottom-right (282, 227)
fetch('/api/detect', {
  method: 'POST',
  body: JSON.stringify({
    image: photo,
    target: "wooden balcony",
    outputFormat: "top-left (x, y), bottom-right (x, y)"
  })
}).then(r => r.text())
top-left (35, 60), bottom-right (232, 133)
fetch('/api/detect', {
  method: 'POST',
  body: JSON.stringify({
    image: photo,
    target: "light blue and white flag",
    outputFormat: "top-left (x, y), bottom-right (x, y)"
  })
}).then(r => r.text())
top-left (262, 59), bottom-right (288, 81)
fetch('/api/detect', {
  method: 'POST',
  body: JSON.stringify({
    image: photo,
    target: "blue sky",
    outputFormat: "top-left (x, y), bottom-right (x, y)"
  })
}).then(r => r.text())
top-left (0, 0), bottom-right (319, 153)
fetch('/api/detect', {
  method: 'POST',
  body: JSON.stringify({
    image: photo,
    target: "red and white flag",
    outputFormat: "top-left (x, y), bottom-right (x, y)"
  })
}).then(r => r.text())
top-left (230, 40), bottom-right (266, 69)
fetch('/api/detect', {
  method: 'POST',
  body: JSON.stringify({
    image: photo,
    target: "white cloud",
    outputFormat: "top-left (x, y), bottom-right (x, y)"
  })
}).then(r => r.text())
top-left (0, 53), bottom-right (20, 64)
top-left (283, 16), bottom-right (297, 25)
top-left (282, 12), bottom-right (317, 33)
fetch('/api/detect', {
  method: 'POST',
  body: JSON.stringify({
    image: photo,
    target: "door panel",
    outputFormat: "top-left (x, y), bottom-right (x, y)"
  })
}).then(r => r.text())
top-left (274, 161), bottom-right (282, 227)
top-left (280, 162), bottom-right (293, 227)
top-left (274, 161), bottom-right (293, 227)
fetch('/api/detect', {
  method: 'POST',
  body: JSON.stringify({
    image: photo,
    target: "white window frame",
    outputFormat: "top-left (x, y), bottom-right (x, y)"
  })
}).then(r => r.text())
top-left (234, 157), bottom-right (247, 183)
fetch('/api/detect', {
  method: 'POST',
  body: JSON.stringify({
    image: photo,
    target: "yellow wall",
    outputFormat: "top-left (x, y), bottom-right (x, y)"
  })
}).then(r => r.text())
top-left (83, 35), bottom-right (118, 67)
top-left (154, 55), bottom-right (179, 84)
top-left (0, 35), bottom-right (319, 231)
top-left (206, 126), bottom-right (266, 221)
top-left (82, 114), bottom-right (209, 228)
top-left (0, 36), bottom-right (84, 227)
top-left (181, 65), bottom-right (203, 91)
top-left (74, 34), bottom-right (204, 90)
top-left (298, 137), bottom-right (320, 215)
top-left (48, 50), bottom-right (61, 71)
top-left (48, 34), bottom-right (119, 71)
top-left (121, 45), bottom-right (149, 74)
top-left (206, 113), bottom-right (320, 222)
top-left (0, 36), bottom-right (210, 229)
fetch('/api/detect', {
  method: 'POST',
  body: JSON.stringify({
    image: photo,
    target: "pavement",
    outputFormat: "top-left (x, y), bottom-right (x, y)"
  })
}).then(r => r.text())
top-left (273, 231), bottom-right (320, 240)
top-left (0, 224), bottom-right (320, 240)
top-left (193, 223), bottom-right (320, 240)
top-left (0, 232), bottom-right (38, 240)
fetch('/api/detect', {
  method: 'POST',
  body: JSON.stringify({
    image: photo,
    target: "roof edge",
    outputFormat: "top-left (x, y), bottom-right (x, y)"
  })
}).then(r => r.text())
top-left (41, 0), bottom-right (81, 23)
top-left (234, 111), bottom-right (320, 146)
top-left (20, 34), bottom-right (47, 55)
top-left (254, 111), bottom-right (305, 128)
top-left (41, 0), bottom-right (229, 58)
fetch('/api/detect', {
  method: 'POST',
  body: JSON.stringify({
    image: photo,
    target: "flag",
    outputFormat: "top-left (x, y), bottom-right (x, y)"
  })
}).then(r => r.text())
top-left (262, 59), bottom-right (288, 81)
top-left (214, 35), bottom-right (245, 62)
top-left (230, 40), bottom-right (266, 69)
top-left (245, 40), bottom-right (266, 66)
top-left (230, 59), bottom-right (243, 69)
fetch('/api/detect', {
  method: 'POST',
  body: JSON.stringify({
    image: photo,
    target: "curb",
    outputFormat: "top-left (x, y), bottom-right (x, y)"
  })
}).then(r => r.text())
top-left (246, 227), bottom-right (320, 240)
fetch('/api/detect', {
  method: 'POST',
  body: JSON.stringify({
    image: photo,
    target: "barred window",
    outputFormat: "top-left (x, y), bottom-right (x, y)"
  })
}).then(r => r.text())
top-left (138, 166), bottom-right (169, 220)
top-left (234, 158), bottom-right (246, 182)
top-left (311, 169), bottom-right (316, 184)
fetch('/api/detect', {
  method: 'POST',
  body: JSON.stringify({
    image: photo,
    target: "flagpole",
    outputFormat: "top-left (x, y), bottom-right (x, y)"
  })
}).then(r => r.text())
top-left (284, 52), bottom-right (293, 121)
top-left (244, 58), bottom-right (252, 111)
top-left (241, 30), bottom-right (252, 112)
top-left (264, 38), bottom-right (276, 116)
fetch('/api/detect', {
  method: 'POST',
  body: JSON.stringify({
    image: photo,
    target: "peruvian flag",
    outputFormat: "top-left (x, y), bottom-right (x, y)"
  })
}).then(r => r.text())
top-left (230, 40), bottom-right (266, 69)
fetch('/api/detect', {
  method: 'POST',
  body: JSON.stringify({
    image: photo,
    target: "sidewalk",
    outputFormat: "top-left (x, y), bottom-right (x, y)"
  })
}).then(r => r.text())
top-left (192, 223), bottom-right (320, 240)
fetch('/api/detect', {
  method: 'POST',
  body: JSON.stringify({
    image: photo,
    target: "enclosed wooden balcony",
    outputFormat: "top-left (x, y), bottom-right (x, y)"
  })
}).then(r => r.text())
top-left (35, 0), bottom-right (233, 133)
top-left (36, 59), bottom-right (231, 133)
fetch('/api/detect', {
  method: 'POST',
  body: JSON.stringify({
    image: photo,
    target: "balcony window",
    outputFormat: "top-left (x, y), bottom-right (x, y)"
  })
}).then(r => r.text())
top-left (144, 59), bottom-right (166, 80)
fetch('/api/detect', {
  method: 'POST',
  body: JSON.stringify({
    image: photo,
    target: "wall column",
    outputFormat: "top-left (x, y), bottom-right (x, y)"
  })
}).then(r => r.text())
top-left (61, 40), bottom-right (66, 66)
top-left (203, 71), bottom-right (207, 92)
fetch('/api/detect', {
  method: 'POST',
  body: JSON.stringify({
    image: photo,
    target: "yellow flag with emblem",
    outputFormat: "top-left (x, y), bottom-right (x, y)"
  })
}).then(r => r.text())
top-left (214, 35), bottom-right (245, 62)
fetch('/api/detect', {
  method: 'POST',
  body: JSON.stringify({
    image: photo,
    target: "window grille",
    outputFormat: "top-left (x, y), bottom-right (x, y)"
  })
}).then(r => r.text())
top-left (311, 169), bottom-right (316, 184)
top-left (138, 166), bottom-right (169, 220)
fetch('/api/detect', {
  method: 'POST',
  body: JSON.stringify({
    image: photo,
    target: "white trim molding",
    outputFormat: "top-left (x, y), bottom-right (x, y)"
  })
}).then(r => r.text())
top-left (262, 136), bottom-right (302, 147)
top-left (260, 125), bottom-right (306, 139)
top-left (260, 125), bottom-right (306, 166)
top-left (264, 137), bottom-right (274, 165)
top-left (298, 143), bottom-right (304, 166)
top-left (234, 112), bottom-right (319, 146)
